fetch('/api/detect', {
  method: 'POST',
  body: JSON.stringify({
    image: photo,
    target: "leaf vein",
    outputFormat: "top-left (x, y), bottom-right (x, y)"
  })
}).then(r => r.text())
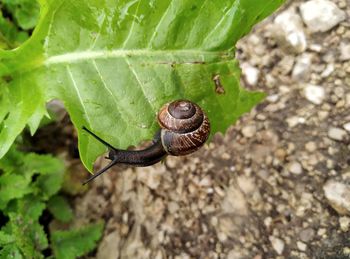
top-left (147, 0), bottom-right (173, 48)
top-left (66, 65), bottom-right (92, 126)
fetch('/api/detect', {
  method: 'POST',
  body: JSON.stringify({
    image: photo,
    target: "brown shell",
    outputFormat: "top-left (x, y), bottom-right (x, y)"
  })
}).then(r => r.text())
top-left (157, 100), bottom-right (210, 156)
top-left (157, 100), bottom-right (204, 133)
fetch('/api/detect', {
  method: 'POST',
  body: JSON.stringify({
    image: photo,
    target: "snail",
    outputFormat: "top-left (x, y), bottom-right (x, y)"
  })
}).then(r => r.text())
top-left (82, 100), bottom-right (210, 184)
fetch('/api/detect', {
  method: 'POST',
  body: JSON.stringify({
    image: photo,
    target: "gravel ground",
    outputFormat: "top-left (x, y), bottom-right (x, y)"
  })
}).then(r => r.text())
top-left (68, 1), bottom-right (350, 258)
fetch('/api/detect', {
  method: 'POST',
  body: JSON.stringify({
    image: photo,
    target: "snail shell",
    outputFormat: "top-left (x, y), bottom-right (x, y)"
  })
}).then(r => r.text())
top-left (157, 100), bottom-right (210, 156)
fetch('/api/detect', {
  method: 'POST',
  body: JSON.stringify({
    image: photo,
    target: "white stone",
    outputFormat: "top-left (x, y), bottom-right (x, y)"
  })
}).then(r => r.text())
top-left (344, 123), bottom-right (350, 133)
top-left (274, 8), bottom-right (307, 53)
top-left (241, 63), bottom-right (260, 86)
top-left (321, 63), bottom-right (335, 78)
top-left (305, 142), bottom-right (317, 152)
top-left (297, 241), bottom-right (307, 252)
top-left (324, 180), bottom-right (350, 215)
top-left (288, 161), bottom-right (303, 175)
top-left (269, 236), bottom-right (285, 255)
top-left (339, 217), bottom-right (350, 232)
top-left (340, 42), bottom-right (350, 61)
top-left (266, 94), bottom-right (279, 103)
top-left (328, 127), bottom-right (348, 141)
top-left (286, 116), bottom-right (306, 128)
top-left (300, 0), bottom-right (346, 33)
top-left (292, 53), bottom-right (312, 81)
top-left (97, 232), bottom-right (121, 259)
top-left (304, 84), bottom-right (325, 105)
top-left (241, 125), bottom-right (257, 138)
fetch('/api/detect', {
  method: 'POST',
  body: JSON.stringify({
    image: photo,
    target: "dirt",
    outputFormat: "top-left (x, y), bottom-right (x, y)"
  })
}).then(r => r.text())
top-left (35, 1), bottom-right (350, 258)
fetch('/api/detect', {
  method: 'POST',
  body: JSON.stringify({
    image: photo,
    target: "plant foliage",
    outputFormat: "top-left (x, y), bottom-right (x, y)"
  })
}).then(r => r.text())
top-left (0, 0), bottom-right (39, 49)
top-left (0, 148), bottom-right (104, 258)
top-left (0, 0), bottom-right (285, 171)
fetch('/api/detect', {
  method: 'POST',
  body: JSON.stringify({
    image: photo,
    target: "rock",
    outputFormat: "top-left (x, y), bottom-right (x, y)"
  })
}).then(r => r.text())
top-left (305, 142), bottom-right (317, 152)
top-left (340, 42), bottom-right (350, 61)
top-left (339, 217), bottom-right (350, 232)
top-left (288, 161), bottom-right (303, 175)
top-left (344, 122), bottom-right (350, 132)
top-left (328, 127), bottom-right (348, 141)
top-left (321, 63), bottom-right (335, 78)
top-left (299, 228), bottom-right (315, 242)
top-left (292, 53), bottom-right (312, 81)
top-left (278, 55), bottom-right (295, 75)
top-left (300, 0), bottom-right (346, 33)
top-left (266, 94), bottom-right (279, 103)
top-left (241, 63), bottom-right (260, 86)
top-left (323, 180), bottom-right (350, 215)
top-left (241, 125), bottom-right (257, 138)
top-left (274, 8), bottom-right (307, 53)
top-left (297, 241), bottom-right (307, 252)
top-left (97, 232), bottom-right (121, 259)
top-left (137, 166), bottom-right (163, 190)
top-left (286, 116), bottom-right (306, 128)
top-left (46, 99), bottom-right (66, 121)
top-left (269, 236), bottom-right (285, 255)
top-left (303, 84), bottom-right (325, 105)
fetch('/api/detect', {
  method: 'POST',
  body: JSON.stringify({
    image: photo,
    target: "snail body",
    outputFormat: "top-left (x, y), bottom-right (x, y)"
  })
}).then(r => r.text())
top-left (82, 100), bottom-right (210, 184)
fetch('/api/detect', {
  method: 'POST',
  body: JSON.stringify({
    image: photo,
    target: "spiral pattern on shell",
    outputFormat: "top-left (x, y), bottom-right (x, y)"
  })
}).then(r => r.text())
top-left (157, 100), bottom-right (210, 156)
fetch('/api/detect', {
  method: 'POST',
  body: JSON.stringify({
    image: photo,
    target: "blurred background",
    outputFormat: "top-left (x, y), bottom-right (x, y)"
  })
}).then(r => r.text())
top-left (1, 0), bottom-right (350, 258)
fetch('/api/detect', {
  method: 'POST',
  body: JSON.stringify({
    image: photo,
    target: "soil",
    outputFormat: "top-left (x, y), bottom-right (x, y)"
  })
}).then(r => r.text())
top-left (33, 1), bottom-right (350, 258)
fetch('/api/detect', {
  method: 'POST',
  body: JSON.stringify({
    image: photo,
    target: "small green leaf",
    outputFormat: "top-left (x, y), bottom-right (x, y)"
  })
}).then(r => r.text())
top-left (0, 173), bottom-right (32, 209)
top-left (0, 231), bottom-right (15, 245)
top-left (1, 0), bottom-right (40, 30)
top-left (51, 222), bottom-right (104, 259)
top-left (6, 196), bottom-right (48, 258)
top-left (0, 244), bottom-right (24, 259)
top-left (47, 195), bottom-right (74, 223)
top-left (0, 9), bottom-right (29, 50)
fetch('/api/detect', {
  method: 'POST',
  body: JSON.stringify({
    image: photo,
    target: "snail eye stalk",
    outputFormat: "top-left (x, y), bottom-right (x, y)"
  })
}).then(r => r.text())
top-left (82, 159), bottom-right (118, 185)
top-left (82, 127), bottom-right (120, 185)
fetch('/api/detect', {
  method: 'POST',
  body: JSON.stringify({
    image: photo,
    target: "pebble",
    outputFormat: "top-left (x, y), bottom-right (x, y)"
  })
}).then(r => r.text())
top-left (339, 217), bottom-right (350, 232)
top-left (328, 127), bottom-right (348, 141)
top-left (303, 84), bottom-right (325, 105)
top-left (323, 180), bottom-right (350, 215)
top-left (297, 241), bottom-right (307, 252)
top-left (288, 161), bottom-right (303, 175)
top-left (286, 116), bottom-right (306, 128)
top-left (96, 232), bottom-right (121, 259)
top-left (274, 8), bottom-right (307, 53)
top-left (269, 236), bottom-right (285, 255)
top-left (241, 63), bottom-right (260, 86)
top-left (300, 0), bottom-right (346, 33)
top-left (340, 42), bottom-right (350, 61)
top-left (305, 142), bottom-right (317, 152)
top-left (242, 125), bottom-right (257, 138)
top-left (292, 53), bottom-right (312, 81)
top-left (321, 63), bottom-right (334, 78)
top-left (344, 122), bottom-right (350, 132)
top-left (299, 228), bottom-right (315, 242)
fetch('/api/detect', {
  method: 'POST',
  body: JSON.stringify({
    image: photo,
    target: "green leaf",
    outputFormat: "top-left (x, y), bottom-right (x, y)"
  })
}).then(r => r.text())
top-left (5, 196), bottom-right (48, 258)
top-left (0, 148), bottom-right (65, 207)
top-left (0, 9), bottom-right (29, 50)
top-left (0, 244), bottom-right (24, 259)
top-left (0, 0), bottom-right (285, 170)
top-left (0, 231), bottom-right (15, 245)
top-left (51, 222), bottom-right (104, 259)
top-left (1, 0), bottom-right (40, 30)
top-left (0, 173), bottom-right (32, 209)
top-left (47, 195), bottom-right (74, 223)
